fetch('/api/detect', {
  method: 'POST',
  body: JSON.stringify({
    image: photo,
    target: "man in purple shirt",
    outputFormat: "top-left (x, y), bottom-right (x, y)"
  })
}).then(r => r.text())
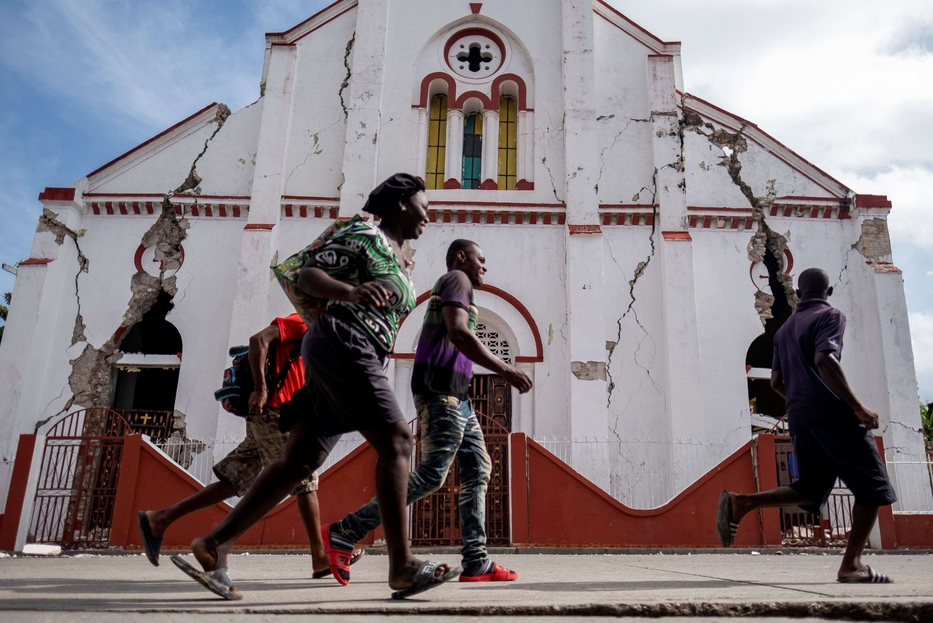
top-left (716, 268), bottom-right (896, 583)
top-left (323, 239), bottom-right (533, 583)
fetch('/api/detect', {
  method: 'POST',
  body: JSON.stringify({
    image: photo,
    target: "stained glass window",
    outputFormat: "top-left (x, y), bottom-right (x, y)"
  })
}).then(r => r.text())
top-left (497, 96), bottom-right (517, 190)
top-left (426, 94), bottom-right (447, 190)
top-left (462, 112), bottom-right (483, 189)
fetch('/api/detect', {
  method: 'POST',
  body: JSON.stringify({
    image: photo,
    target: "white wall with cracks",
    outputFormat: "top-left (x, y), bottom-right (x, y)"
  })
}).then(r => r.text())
top-left (0, 0), bottom-right (927, 513)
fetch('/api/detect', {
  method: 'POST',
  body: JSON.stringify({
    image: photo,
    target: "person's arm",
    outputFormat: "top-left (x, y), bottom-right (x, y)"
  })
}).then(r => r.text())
top-left (770, 370), bottom-right (786, 399)
top-left (441, 305), bottom-right (532, 393)
top-left (297, 262), bottom-right (390, 307)
top-left (248, 325), bottom-right (280, 415)
top-left (814, 351), bottom-right (879, 430)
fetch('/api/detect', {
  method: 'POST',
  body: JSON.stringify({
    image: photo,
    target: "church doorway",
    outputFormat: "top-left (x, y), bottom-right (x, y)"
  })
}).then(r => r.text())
top-left (410, 323), bottom-right (514, 546)
top-left (110, 289), bottom-right (181, 440)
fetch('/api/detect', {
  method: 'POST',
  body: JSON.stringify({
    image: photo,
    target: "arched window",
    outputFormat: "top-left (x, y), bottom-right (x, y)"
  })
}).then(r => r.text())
top-left (426, 94), bottom-right (447, 190)
top-left (498, 96), bottom-right (517, 190)
top-left (462, 112), bottom-right (483, 189)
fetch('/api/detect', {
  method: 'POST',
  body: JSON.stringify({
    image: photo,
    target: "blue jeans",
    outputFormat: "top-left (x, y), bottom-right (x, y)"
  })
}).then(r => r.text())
top-left (334, 394), bottom-right (492, 567)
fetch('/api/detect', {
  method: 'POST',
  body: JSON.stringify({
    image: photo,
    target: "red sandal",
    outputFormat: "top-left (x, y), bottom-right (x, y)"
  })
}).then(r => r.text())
top-left (321, 524), bottom-right (354, 585)
top-left (459, 561), bottom-right (518, 582)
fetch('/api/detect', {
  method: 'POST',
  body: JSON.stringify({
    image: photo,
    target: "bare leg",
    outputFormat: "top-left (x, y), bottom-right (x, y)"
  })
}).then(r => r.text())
top-left (191, 418), bottom-right (328, 572)
top-left (296, 491), bottom-right (328, 573)
top-left (359, 421), bottom-right (450, 590)
top-left (837, 504), bottom-right (878, 579)
top-left (145, 479), bottom-right (237, 539)
top-left (730, 486), bottom-right (813, 522)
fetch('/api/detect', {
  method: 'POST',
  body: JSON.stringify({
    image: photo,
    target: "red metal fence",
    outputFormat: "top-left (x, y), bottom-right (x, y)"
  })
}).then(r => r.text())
top-left (774, 436), bottom-right (854, 546)
top-left (29, 409), bottom-right (134, 549)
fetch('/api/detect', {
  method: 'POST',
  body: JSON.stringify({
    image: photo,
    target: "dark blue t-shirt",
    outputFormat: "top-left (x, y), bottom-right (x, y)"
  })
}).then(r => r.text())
top-left (772, 299), bottom-right (856, 434)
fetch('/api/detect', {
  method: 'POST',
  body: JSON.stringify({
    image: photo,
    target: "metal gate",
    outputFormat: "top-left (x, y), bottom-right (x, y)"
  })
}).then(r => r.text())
top-left (410, 410), bottom-right (511, 546)
top-left (774, 436), bottom-right (854, 546)
top-left (29, 409), bottom-right (134, 549)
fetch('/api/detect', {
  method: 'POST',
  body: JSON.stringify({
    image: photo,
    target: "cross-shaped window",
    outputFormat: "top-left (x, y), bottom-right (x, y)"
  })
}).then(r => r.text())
top-left (456, 43), bottom-right (493, 73)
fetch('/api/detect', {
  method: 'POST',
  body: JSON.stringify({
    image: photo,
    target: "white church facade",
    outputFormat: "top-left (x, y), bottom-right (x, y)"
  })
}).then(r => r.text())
top-left (1, 0), bottom-right (930, 514)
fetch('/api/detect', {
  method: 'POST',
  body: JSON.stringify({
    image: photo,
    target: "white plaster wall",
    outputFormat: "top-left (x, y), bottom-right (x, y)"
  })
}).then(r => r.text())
top-left (282, 9), bottom-right (357, 199)
top-left (592, 16), bottom-right (656, 205)
top-left (197, 101), bottom-right (264, 197)
top-left (88, 123), bottom-right (220, 195)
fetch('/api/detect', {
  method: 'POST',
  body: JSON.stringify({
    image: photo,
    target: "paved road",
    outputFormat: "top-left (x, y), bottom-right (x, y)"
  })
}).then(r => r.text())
top-left (0, 551), bottom-right (930, 620)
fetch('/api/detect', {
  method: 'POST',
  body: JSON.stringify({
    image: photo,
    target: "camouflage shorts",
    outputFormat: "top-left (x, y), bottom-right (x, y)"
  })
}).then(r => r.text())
top-left (213, 407), bottom-right (318, 497)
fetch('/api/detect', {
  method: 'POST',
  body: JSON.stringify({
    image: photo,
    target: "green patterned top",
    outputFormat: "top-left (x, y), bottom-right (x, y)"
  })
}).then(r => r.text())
top-left (311, 215), bottom-right (416, 352)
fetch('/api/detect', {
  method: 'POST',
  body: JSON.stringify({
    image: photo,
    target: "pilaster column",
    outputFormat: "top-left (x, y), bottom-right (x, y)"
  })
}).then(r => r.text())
top-left (444, 109), bottom-right (464, 188)
top-left (647, 55), bottom-right (709, 486)
top-left (481, 109), bottom-right (499, 189)
top-left (218, 43), bottom-right (297, 441)
top-left (561, 0), bottom-right (606, 441)
top-left (413, 107), bottom-right (428, 179)
top-left (338, 0), bottom-right (390, 216)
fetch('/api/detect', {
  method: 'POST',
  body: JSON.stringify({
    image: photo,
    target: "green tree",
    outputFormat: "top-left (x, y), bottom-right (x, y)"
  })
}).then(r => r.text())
top-left (0, 292), bottom-right (9, 345)
top-left (921, 401), bottom-right (933, 442)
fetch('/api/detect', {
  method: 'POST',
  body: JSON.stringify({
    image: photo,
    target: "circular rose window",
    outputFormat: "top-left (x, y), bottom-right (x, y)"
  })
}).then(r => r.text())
top-left (445, 29), bottom-right (505, 80)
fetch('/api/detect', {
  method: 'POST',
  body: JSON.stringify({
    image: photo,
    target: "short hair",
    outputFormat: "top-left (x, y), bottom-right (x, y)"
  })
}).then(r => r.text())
top-left (797, 267), bottom-right (830, 296)
top-left (362, 173), bottom-right (426, 218)
top-left (446, 239), bottom-right (478, 269)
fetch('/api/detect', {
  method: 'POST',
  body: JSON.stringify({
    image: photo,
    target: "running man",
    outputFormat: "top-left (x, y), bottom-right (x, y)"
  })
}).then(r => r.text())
top-left (324, 239), bottom-right (532, 583)
top-left (138, 314), bottom-right (359, 578)
top-left (716, 267), bottom-right (897, 583)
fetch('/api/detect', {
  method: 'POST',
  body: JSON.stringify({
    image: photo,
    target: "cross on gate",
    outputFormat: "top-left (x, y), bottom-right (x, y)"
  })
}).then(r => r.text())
top-left (138, 413), bottom-right (152, 425)
top-left (457, 44), bottom-right (492, 72)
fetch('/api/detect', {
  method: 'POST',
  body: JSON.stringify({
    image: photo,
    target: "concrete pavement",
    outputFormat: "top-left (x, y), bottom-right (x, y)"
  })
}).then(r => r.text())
top-left (0, 551), bottom-right (930, 620)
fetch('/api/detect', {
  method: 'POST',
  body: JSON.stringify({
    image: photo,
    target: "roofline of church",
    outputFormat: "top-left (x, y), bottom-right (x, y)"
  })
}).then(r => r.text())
top-left (680, 92), bottom-right (852, 199)
top-left (265, 0), bottom-right (358, 45)
top-left (85, 102), bottom-right (221, 181)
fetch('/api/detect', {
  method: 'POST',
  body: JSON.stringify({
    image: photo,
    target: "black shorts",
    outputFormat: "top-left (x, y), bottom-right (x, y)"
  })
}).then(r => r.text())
top-left (280, 308), bottom-right (406, 452)
top-left (789, 424), bottom-right (897, 515)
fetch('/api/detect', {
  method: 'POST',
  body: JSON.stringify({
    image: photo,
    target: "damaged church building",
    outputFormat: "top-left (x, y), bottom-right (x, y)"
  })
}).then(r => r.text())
top-left (1, 0), bottom-right (931, 552)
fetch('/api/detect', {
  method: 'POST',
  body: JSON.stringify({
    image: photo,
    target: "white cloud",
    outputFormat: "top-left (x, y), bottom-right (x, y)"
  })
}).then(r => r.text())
top-left (909, 312), bottom-right (933, 401)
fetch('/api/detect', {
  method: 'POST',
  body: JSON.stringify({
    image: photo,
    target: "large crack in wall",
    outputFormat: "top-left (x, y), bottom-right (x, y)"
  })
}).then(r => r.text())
top-left (39, 106), bottom-right (230, 436)
top-left (682, 104), bottom-right (797, 321)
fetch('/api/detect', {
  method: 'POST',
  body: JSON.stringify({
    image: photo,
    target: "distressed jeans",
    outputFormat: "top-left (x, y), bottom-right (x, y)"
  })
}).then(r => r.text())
top-left (334, 394), bottom-right (493, 567)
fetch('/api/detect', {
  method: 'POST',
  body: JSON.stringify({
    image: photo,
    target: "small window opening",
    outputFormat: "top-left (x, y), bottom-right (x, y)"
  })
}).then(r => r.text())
top-left (456, 43), bottom-right (493, 73)
top-left (426, 94), bottom-right (448, 190)
top-left (462, 112), bottom-right (483, 189)
top-left (497, 96), bottom-right (517, 190)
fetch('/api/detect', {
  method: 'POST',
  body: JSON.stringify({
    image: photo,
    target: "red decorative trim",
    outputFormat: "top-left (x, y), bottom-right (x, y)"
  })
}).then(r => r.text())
top-left (456, 90), bottom-right (492, 110)
top-left (516, 179), bottom-right (534, 190)
top-left (662, 231), bottom-right (692, 241)
top-left (134, 244), bottom-right (186, 273)
top-left (443, 178), bottom-right (462, 189)
top-left (87, 103), bottom-right (219, 178)
top-left (480, 179), bottom-right (499, 190)
top-left (268, 0), bottom-right (357, 44)
top-left (681, 94), bottom-right (849, 197)
top-left (398, 283), bottom-right (544, 362)
top-left (855, 194), bottom-right (892, 209)
top-left (568, 224), bottom-right (602, 235)
top-left (470, 2), bottom-right (482, 14)
top-left (444, 28), bottom-right (507, 75)
top-left (869, 262), bottom-right (902, 274)
top-left (245, 223), bottom-right (275, 230)
top-left (431, 200), bottom-right (563, 208)
top-left (416, 72), bottom-right (530, 112)
top-left (19, 258), bottom-right (54, 266)
top-left (490, 74), bottom-right (529, 111)
top-left (38, 187), bottom-right (75, 202)
top-left (594, 0), bottom-right (679, 49)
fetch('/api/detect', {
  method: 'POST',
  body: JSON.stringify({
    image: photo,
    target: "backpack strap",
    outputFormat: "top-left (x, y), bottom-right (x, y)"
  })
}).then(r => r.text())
top-left (269, 341), bottom-right (303, 393)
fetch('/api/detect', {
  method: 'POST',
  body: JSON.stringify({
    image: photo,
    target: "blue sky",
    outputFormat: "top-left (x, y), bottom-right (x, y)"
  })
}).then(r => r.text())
top-left (1, 0), bottom-right (931, 399)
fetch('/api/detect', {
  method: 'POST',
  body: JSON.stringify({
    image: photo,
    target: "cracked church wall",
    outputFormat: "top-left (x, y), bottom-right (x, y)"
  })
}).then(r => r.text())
top-left (281, 7), bottom-right (356, 198)
top-left (194, 101), bottom-right (263, 197)
top-left (592, 14), bottom-right (656, 204)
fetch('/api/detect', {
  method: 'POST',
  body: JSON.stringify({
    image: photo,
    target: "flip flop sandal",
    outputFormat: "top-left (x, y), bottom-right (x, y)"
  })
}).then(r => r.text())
top-left (837, 566), bottom-right (893, 584)
top-left (459, 561), bottom-right (518, 582)
top-left (137, 511), bottom-right (163, 567)
top-left (312, 549), bottom-right (363, 579)
top-left (716, 490), bottom-right (739, 547)
top-left (170, 555), bottom-right (243, 601)
top-left (321, 524), bottom-right (355, 585)
top-left (391, 561), bottom-right (461, 600)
